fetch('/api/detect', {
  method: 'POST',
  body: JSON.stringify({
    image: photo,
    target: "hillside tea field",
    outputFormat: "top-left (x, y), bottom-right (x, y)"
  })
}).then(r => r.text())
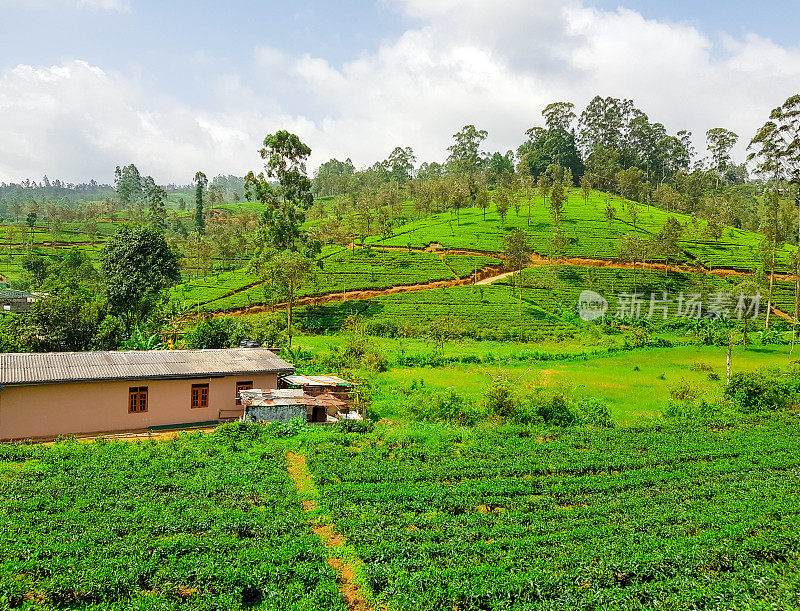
top-left (192, 249), bottom-right (501, 313)
top-left (307, 416), bottom-right (800, 610)
top-left (368, 190), bottom-right (797, 272)
top-left (0, 427), bottom-right (344, 611)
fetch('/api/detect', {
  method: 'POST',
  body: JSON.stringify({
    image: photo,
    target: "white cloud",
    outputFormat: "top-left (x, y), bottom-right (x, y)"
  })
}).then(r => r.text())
top-left (2, 1), bottom-right (800, 183)
top-left (0, 60), bottom-right (300, 183)
top-left (76, 0), bottom-right (130, 11)
top-left (0, 0), bottom-right (130, 11)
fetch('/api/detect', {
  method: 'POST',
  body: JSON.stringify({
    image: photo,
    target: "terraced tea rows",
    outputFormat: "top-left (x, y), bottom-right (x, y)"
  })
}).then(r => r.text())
top-left (307, 417), bottom-right (800, 610)
top-left (0, 428), bottom-right (345, 610)
top-left (201, 249), bottom-right (501, 313)
top-left (370, 190), bottom-right (797, 272)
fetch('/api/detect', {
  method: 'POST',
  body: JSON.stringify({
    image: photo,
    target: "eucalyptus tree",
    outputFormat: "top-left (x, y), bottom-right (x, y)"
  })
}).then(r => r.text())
top-left (146, 184), bottom-right (168, 232)
top-left (194, 171), bottom-right (208, 235)
top-left (447, 125), bottom-right (488, 202)
top-left (245, 131), bottom-right (315, 254)
top-left (749, 95), bottom-right (800, 329)
top-left (385, 146), bottom-right (416, 183)
top-left (503, 229), bottom-right (533, 317)
top-left (549, 181), bottom-right (566, 224)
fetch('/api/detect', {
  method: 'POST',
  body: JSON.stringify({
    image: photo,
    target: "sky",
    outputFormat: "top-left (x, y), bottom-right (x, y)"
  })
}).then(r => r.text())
top-left (0, 0), bottom-right (798, 184)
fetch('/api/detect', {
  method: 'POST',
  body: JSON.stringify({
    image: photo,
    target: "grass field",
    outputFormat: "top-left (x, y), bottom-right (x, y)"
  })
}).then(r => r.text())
top-left (290, 336), bottom-right (795, 423)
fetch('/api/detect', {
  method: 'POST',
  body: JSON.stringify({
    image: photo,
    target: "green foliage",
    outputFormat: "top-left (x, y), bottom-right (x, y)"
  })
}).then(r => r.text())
top-left (120, 326), bottom-right (166, 350)
top-left (481, 376), bottom-right (519, 419)
top-left (336, 419), bottom-right (376, 434)
top-left (184, 317), bottom-right (237, 349)
top-left (725, 367), bottom-right (800, 412)
top-left (0, 433), bottom-right (344, 609)
top-left (100, 224), bottom-right (181, 328)
top-left (406, 387), bottom-right (486, 426)
top-left (184, 314), bottom-right (286, 350)
top-left (307, 416), bottom-right (800, 610)
top-left (514, 388), bottom-right (577, 426)
top-left (260, 417), bottom-right (309, 438)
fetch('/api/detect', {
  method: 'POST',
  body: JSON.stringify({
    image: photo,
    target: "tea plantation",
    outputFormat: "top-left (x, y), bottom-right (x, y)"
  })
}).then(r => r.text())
top-left (307, 415), bottom-right (800, 610)
top-left (0, 427), bottom-right (344, 610)
top-left (369, 189), bottom-right (796, 271)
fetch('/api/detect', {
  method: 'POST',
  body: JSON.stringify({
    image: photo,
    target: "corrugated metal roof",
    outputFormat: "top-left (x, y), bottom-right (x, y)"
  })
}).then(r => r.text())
top-left (0, 288), bottom-right (39, 300)
top-left (240, 389), bottom-right (306, 407)
top-left (282, 374), bottom-right (356, 387)
top-left (0, 349), bottom-right (295, 386)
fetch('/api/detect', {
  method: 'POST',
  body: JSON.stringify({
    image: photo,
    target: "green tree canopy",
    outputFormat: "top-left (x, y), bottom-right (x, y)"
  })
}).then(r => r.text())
top-left (100, 225), bottom-right (181, 330)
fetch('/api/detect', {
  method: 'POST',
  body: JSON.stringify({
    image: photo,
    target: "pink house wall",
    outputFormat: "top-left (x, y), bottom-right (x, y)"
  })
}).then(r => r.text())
top-left (0, 373), bottom-right (278, 440)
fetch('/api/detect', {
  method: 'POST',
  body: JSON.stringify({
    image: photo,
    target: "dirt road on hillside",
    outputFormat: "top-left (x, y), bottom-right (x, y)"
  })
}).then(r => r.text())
top-left (194, 245), bottom-right (799, 319)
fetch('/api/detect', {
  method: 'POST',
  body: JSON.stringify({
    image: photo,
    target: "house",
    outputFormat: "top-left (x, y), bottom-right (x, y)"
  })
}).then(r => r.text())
top-left (0, 348), bottom-right (294, 441)
top-left (0, 287), bottom-right (40, 313)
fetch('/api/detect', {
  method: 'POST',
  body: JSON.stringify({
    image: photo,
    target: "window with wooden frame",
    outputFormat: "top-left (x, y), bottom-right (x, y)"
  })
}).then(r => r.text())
top-left (235, 381), bottom-right (253, 405)
top-left (191, 383), bottom-right (209, 409)
top-left (128, 387), bottom-right (148, 413)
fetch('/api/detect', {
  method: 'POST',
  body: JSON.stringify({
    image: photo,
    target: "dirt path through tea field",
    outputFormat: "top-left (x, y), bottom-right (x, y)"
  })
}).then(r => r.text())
top-left (286, 452), bottom-right (377, 611)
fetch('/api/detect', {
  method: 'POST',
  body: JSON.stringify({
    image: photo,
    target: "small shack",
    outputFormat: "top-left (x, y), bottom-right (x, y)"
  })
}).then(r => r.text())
top-left (239, 389), bottom-right (307, 423)
top-left (0, 288), bottom-right (40, 313)
top-left (240, 378), bottom-right (363, 424)
top-left (280, 374), bottom-right (361, 422)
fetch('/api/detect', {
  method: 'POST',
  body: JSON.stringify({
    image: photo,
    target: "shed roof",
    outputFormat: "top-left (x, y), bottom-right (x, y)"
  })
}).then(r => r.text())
top-left (0, 349), bottom-right (294, 386)
top-left (281, 374), bottom-right (356, 387)
top-left (0, 288), bottom-right (39, 300)
top-left (240, 388), bottom-right (308, 407)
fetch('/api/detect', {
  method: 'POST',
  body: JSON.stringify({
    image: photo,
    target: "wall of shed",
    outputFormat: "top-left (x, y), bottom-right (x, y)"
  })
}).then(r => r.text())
top-left (0, 373), bottom-right (278, 440)
top-left (246, 405), bottom-right (306, 423)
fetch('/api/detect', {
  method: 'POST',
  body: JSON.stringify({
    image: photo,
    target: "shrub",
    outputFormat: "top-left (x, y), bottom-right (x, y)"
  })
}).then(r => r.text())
top-left (573, 398), bottom-right (615, 428)
top-left (261, 417), bottom-right (308, 438)
top-left (670, 379), bottom-right (702, 402)
top-left (408, 387), bottom-right (485, 426)
top-left (363, 350), bottom-right (389, 373)
top-left (92, 315), bottom-right (125, 350)
top-left (185, 317), bottom-right (236, 349)
top-left (336, 419), bottom-right (376, 434)
top-left (185, 315), bottom-right (286, 350)
top-left (513, 388), bottom-right (577, 426)
top-left (758, 330), bottom-right (790, 346)
top-left (481, 378), bottom-right (519, 420)
top-left (725, 368), bottom-right (800, 412)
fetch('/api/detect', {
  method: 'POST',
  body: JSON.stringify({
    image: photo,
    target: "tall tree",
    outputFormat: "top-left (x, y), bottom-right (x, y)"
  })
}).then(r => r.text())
top-left (653, 216), bottom-right (683, 276)
top-left (245, 131), bottom-right (315, 253)
top-left (385, 146), bottom-right (416, 183)
top-left (518, 103), bottom-right (584, 182)
top-left (251, 249), bottom-right (315, 348)
top-left (503, 230), bottom-right (533, 317)
top-left (194, 171), bottom-right (208, 235)
top-left (706, 128), bottom-right (739, 179)
top-left (549, 181), bottom-right (566, 224)
top-left (542, 102), bottom-right (576, 132)
top-left (100, 225), bottom-right (181, 332)
top-left (749, 94), bottom-right (800, 336)
top-left (447, 125), bottom-right (488, 201)
top-left (114, 164), bottom-right (144, 205)
top-left (146, 184), bottom-right (168, 232)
